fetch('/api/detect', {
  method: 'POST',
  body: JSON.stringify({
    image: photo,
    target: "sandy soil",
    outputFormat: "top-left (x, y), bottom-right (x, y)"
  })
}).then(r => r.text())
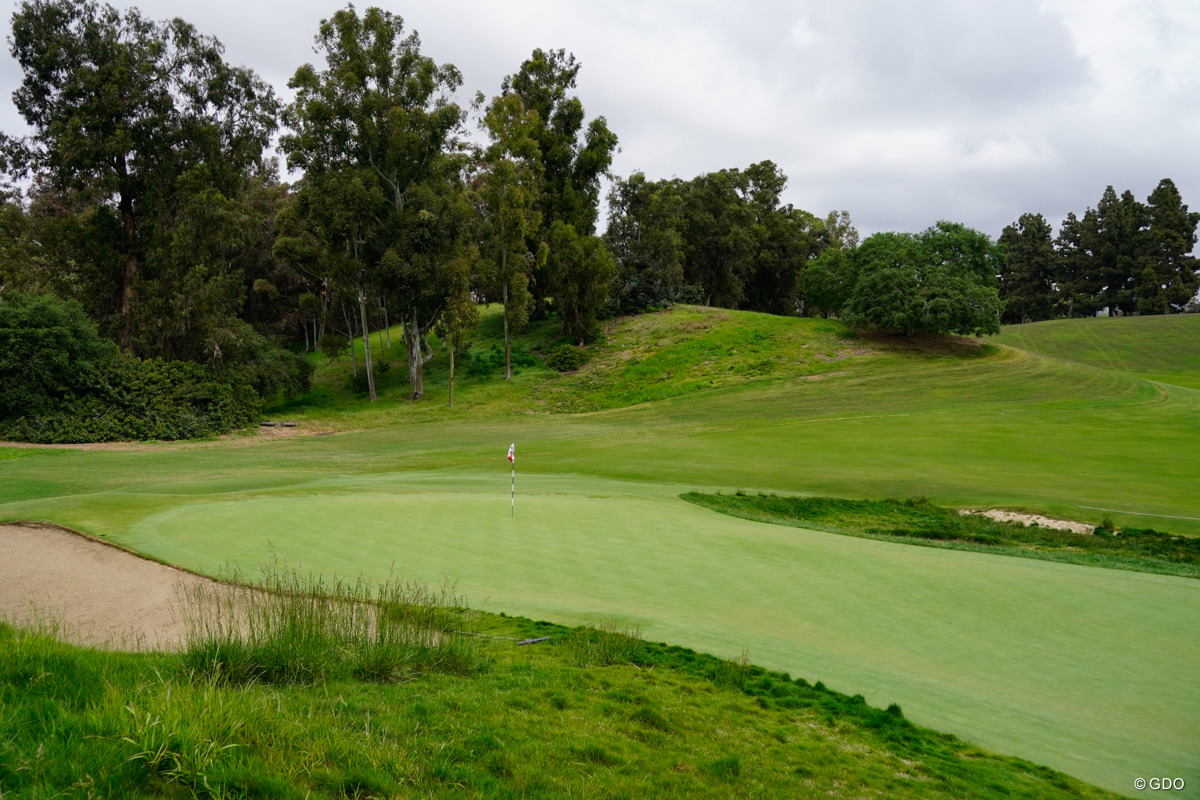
top-left (960, 510), bottom-right (1095, 535)
top-left (0, 523), bottom-right (218, 650)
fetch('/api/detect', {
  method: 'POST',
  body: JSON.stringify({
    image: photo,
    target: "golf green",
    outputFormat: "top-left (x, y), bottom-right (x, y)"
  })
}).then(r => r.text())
top-left (116, 471), bottom-right (1200, 796)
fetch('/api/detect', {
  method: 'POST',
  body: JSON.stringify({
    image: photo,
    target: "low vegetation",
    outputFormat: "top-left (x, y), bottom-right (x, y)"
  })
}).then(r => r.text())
top-left (0, 589), bottom-right (1120, 799)
top-left (683, 492), bottom-right (1200, 578)
top-left (178, 562), bottom-right (484, 685)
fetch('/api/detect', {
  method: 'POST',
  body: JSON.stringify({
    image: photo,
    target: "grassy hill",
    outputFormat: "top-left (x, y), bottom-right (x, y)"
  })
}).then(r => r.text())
top-left (991, 313), bottom-right (1200, 390)
top-left (3, 305), bottom-right (1199, 796)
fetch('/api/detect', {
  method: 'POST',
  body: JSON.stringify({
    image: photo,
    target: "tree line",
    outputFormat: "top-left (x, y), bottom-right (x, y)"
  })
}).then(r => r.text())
top-left (998, 181), bottom-right (1199, 323)
top-left (1, 0), bottom-right (1197, 441)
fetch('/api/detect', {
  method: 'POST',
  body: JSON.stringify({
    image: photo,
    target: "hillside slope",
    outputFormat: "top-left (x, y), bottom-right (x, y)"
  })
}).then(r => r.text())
top-left (991, 314), bottom-right (1200, 390)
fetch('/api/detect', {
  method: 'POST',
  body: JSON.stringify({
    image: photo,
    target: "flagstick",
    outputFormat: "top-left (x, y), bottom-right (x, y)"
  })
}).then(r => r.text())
top-left (511, 461), bottom-right (515, 519)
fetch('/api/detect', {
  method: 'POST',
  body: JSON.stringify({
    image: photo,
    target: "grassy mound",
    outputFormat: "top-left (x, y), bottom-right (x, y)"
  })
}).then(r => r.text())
top-left (267, 305), bottom-right (885, 425)
top-left (0, 612), bottom-right (1121, 799)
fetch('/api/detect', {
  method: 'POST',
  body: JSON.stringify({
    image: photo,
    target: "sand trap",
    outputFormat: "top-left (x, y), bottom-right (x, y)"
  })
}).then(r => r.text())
top-left (959, 510), bottom-right (1095, 535)
top-left (0, 523), bottom-right (219, 650)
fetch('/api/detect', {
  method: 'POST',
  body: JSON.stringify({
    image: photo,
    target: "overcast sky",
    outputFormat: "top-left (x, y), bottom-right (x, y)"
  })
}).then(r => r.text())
top-left (2, 0), bottom-right (1198, 239)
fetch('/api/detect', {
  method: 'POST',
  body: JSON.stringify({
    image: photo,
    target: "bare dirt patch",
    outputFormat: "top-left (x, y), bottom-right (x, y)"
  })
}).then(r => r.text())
top-left (959, 510), bottom-right (1095, 535)
top-left (0, 523), bottom-right (223, 650)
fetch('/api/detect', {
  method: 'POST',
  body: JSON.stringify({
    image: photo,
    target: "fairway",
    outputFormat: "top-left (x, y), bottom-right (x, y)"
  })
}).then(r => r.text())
top-left (92, 471), bottom-right (1197, 796)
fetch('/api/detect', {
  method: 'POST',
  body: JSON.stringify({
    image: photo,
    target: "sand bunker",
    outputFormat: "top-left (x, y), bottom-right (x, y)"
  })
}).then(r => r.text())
top-left (959, 510), bottom-right (1095, 535)
top-left (0, 523), bottom-right (219, 650)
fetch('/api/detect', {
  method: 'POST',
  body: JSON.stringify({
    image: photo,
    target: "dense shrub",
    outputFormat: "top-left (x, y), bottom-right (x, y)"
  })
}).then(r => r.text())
top-left (545, 343), bottom-right (588, 372)
top-left (0, 293), bottom-right (114, 418)
top-left (0, 292), bottom-right (263, 442)
top-left (463, 344), bottom-right (536, 376)
top-left (0, 354), bottom-right (260, 443)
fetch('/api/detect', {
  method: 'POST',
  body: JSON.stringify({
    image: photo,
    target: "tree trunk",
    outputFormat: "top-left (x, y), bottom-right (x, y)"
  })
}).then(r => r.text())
top-left (343, 303), bottom-right (358, 378)
top-left (358, 290), bottom-right (377, 402)
top-left (503, 280), bottom-right (511, 381)
top-left (116, 157), bottom-right (138, 353)
top-left (448, 340), bottom-right (455, 408)
top-left (303, 318), bottom-right (310, 352)
top-left (406, 307), bottom-right (426, 400)
top-left (384, 303), bottom-right (391, 347)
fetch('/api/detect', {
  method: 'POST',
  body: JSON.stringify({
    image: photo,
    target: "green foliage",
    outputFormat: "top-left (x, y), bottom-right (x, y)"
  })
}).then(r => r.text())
top-left (842, 223), bottom-right (1003, 336)
top-left (502, 48), bottom-right (618, 238)
top-left (547, 221), bottom-right (616, 343)
top-left (604, 172), bottom-right (688, 314)
top-left (545, 343), bottom-right (589, 371)
top-left (0, 292), bottom-right (113, 417)
top-left (0, 292), bottom-right (264, 442)
top-left (9, 0), bottom-right (279, 350)
top-left (682, 492), bottom-right (1200, 578)
top-left (463, 343), bottom-right (536, 376)
top-left (282, 4), bottom-right (466, 400)
top-left (998, 213), bottom-right (1057, 323)
top-left (0, 354), bottom-right (260, 443)
top-left (606, 162), bottom-right (841, 317)
top-left (319, 332), bottom-right (349, 362)
top-left (1029, 179), bottom-right (1200, 319)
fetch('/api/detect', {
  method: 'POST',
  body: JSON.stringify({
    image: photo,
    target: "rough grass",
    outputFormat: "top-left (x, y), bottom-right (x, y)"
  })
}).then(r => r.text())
top-left (178, 561), bottom-right (484, 685)
top-left (682, 492), bottom-right (1200, 578)
top-left (0, 616), bottom-right (1121, 800)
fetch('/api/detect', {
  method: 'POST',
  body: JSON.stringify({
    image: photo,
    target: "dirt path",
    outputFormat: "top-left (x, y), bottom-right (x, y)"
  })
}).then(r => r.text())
top-left (0, 523), bottom-right (218, 650)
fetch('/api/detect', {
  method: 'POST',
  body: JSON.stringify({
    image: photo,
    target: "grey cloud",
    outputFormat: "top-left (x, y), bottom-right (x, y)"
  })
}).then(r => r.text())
top-left (1, 0), bottom-right (1197, 243)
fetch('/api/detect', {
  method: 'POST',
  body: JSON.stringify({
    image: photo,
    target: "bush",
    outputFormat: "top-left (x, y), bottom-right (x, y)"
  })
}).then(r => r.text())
top-left (0, 292), bottom-right (114, 418)
top-left (545, 343), bottom-right (588, 372)
top-left (0, 292), bottom-right (262, 443)
top-left (0, 354), bottom-right (260, 443)
top-left (463, 344), bottom-right (536, 376)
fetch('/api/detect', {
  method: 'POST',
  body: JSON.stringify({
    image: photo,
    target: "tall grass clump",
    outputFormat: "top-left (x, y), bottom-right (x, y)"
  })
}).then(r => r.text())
top-left (178, 562), bottom-right (486, 685)
top-left (563, 618), bottom-right (644, 667)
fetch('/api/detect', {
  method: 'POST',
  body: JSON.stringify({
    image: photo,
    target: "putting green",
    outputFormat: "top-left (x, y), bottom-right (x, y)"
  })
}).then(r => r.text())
top-left (119, 471), bottom-right (1200, 796)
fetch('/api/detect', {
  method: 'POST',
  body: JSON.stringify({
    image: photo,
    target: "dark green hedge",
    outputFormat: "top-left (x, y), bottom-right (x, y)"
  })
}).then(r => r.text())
top-left (0, 354), bottom-right (261, 443)
top-left (0, 293), bottom-right (265, 443)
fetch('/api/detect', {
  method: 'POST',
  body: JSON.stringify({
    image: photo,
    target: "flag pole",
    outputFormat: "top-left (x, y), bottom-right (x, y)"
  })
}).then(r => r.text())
top-left (507, 442), bottom-right (516, 520)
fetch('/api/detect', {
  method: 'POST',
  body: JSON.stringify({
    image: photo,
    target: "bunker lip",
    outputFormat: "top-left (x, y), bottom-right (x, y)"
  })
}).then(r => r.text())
top-left (0, 522), bottom-right (222, 651)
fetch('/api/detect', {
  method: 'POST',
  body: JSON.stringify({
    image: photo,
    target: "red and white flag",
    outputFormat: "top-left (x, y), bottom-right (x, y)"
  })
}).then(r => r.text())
top-left (507, 443), bottom-right (515, 463)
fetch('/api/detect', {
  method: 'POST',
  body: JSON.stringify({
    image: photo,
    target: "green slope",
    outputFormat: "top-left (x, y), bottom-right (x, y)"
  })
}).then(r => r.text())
top-left (992, 313), bottom-right (1200, 390)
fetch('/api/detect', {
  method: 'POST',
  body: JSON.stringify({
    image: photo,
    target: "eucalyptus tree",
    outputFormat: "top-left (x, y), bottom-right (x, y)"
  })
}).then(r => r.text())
top-left (478, 92), bottom-right (543, 379)
top-left (7, 0), bottom-right (278, 352)
top-left (282, 5), bottom-right (465, 399)
top-left (500, 48), bottom-right (618, 326)
top-left (437, 246), bottom-right (480, 408)
top-left (604, 172), bottom-right (687, 315)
